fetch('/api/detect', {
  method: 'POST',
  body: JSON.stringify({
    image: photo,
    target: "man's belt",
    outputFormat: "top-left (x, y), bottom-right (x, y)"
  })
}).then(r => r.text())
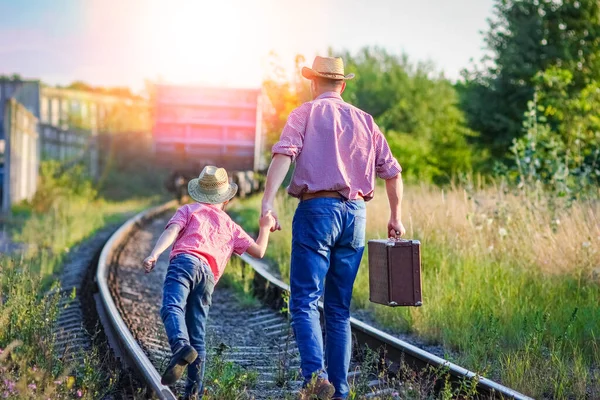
top-left (300, 190), bottom-right (344, 201)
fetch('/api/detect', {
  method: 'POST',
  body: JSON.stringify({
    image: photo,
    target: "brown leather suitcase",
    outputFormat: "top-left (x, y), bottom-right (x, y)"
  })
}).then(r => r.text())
top-left (367, 239), bottom-right (422, 307)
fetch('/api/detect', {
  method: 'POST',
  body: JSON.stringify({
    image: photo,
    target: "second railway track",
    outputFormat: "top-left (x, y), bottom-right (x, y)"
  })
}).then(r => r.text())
top-left (95, 203), bottom-right (533, 400)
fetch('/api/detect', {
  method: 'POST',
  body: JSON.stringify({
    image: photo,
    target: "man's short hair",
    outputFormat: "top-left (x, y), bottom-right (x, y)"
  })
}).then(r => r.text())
top-left (315, 77), bottom-right (344, 89)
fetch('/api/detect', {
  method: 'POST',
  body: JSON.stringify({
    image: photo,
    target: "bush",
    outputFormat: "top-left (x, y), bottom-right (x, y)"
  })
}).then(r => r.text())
top-left (509, 99), bottom-right (600, 198)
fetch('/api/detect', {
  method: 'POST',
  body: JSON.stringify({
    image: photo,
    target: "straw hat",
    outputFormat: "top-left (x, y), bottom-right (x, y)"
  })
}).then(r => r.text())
top-left (187, 166), bottom-right (238, 204)
top-left (301, 56), bottom-right (355, 81)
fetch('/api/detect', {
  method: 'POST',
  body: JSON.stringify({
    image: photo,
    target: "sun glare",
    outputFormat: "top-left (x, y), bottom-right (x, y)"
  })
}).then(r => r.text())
top-left (145, 1), bottom-right (261, 87)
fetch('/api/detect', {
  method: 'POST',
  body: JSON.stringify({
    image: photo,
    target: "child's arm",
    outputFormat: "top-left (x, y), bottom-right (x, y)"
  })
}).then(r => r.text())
top-left (246, 212), bottom-right (275, 259)
top-left (143, 224), bottom-right (182, 272)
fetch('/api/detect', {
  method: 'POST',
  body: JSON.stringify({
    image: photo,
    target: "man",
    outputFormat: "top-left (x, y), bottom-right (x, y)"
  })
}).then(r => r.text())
top-left (261, 56), bottom-right (405, 400)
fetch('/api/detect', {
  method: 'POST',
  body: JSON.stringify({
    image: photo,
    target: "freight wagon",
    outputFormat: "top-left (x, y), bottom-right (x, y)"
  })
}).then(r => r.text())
top-left (152, 84), bottom-right (266, 198)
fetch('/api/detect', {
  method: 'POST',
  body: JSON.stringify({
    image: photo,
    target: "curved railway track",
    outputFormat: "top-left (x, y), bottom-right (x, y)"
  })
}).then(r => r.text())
top-left (95, 203), bottom-right (533, 400)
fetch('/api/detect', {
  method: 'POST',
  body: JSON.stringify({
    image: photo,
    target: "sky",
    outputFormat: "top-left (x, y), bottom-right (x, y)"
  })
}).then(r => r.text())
top-left (0, 0), bottom-right (495, 92)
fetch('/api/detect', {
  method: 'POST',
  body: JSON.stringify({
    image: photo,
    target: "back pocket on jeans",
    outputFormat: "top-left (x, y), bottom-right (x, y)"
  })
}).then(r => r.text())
top-left (351, 215), bottom-right (366, 248)
top-left (201, 274), bottom-right (215, 307)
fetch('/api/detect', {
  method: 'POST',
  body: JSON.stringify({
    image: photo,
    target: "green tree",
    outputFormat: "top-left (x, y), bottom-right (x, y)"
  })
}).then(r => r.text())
top-left (460, 0), bottom-right (600, 160)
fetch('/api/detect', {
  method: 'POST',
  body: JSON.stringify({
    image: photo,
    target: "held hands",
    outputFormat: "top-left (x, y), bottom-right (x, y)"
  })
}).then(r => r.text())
top-left (259, 210), bottom-right (277, 231)
top-left (143, 255), bottom-right (157, 273)
top-left (261, 203), bottom-right (281, 231)
top-left (388, 219), bottom-right (406, 239)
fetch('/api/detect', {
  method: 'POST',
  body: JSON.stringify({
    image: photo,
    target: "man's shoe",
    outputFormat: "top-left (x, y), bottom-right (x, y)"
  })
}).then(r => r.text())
top-left (161, 345), bottom-right (198, 385)
top-left (298, 378), bottom-right (335, 400)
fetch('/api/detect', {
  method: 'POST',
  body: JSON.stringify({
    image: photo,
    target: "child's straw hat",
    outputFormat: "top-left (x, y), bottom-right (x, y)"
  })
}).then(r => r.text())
top-left (187, 166), bottom-right (237, 204)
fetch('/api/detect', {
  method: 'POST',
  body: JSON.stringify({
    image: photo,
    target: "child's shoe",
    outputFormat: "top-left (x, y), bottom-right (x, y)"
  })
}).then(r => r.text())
top-left (161, 345), bottom-right (198, 385)
top-left (180, 384), bottom-right (200, 400)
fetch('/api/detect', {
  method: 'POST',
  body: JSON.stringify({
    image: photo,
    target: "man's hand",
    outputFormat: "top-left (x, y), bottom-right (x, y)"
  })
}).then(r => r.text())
top-left (259, 210), bottom-right (276, 230)
top-left (388, 219), bottom-right (406, 239)
top-left (261, 203), bottom-right (281, 231)
top-left (143, 255), bottom-right (157, 273)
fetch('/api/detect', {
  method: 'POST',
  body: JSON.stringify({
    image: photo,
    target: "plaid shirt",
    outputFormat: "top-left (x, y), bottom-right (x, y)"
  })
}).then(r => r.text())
top-left (272, 92), bottom-right (401, 201)
top-left (166, 203), bottom-right (253, 282)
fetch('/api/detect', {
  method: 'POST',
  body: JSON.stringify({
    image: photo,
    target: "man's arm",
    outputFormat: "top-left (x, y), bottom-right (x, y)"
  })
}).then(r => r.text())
top-left (143, 224), bottom-right (181, 272)
top-left (261, 154), bottom-right (292, 231)
top-left (385, 173), bottom-right (406, 238)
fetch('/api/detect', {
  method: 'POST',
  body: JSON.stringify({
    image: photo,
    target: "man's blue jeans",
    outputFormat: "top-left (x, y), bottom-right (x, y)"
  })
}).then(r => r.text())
top-left (161, 253), bottom-right (215, 397)
top-left (290, 197), bottom-right (366, 399)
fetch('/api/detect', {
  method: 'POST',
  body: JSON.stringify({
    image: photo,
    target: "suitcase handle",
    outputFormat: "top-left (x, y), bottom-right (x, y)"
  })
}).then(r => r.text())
top-left (386, 238), bottom-right (409, 245)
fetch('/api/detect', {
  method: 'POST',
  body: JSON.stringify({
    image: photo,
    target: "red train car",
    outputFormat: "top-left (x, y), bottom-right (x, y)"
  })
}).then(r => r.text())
top-left (153, 84), bottom-right (266, 196)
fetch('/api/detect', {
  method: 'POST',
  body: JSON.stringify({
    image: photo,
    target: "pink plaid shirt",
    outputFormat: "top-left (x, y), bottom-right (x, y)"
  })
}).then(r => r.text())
top-left (272, 92), bottom-right (401, 201)
top-left (166, 203), bottom-right (254, 283)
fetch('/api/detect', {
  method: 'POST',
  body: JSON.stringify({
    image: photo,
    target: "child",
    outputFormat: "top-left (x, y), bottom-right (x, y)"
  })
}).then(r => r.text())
top-left (143, 166), bottom-right (275, 400)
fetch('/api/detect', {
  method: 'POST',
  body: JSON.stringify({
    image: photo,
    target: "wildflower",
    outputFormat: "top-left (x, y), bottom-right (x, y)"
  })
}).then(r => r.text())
top-left (0, 348), bottom-right (3, 355)
top-left (2, 391), bottom-right (8, 399)
top-left (53, 380), bottom-right (62, 385)
top-left (77, 389), bottom-right (83, 397)
top-left (28, 384), bottom-right (36, 391)
top-left (583, 241), bottom-right (591, 248)
top-left (32, 366), bottom-right (37, 372)
top-left (4, 381), bottom-right (15, 391)
top-left (498, 227), bottom-right (508, 237)
top-left (66, 376), bottom-right (75, 389)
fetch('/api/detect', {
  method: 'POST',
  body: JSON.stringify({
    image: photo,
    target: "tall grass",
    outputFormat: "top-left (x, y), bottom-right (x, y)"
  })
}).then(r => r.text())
top-left (0, 161), bottom-right (157, 398)
top-left (232, 183), bottom-right (600, 399)
top-left (0, 257), bottom-right (123, 399)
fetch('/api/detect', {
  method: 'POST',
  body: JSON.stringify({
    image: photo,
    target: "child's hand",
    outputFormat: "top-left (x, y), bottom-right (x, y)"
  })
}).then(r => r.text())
top-left (259, 211), bottom-right (275, 230)
top-left (143, 256), bottom-right (157, 273)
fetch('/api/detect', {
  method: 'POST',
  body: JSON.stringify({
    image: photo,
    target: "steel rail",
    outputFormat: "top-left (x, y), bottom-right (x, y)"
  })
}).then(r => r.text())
top-left (96, 203), bottom-right (533, 400)
top-left (95, 201), bottom-right (178, 400)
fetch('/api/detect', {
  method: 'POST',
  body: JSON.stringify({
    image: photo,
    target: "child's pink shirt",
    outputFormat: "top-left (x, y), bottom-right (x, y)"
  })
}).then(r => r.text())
top-left (166, 203), bottom-right (254, 282)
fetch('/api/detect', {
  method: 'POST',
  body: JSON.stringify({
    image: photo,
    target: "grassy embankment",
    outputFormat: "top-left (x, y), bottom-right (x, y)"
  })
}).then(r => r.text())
top-left (229, 183), bottom-right (600, 399)
top-left (0, 161), bottom-right (161, 399)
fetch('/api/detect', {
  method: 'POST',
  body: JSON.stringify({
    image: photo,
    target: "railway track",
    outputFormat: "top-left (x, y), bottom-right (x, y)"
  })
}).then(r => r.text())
top-left (95, 203), bottom-right (533, 400)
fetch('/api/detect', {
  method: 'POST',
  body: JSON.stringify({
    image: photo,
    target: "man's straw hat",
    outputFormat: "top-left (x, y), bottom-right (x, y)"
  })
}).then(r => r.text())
top-left (187, 166), bottom-right (237, 204)
top-left (301, 56), bottom-right (355, 81)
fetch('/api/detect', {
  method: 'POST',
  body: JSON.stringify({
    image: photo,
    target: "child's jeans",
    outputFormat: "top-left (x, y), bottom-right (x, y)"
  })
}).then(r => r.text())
top-left (161, 253), bottom-right (215, 397)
